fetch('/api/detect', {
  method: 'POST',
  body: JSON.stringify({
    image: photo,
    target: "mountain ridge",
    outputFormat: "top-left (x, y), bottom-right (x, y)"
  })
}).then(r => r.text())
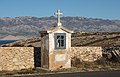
top-left (0, 16), bottom-right (120, 38)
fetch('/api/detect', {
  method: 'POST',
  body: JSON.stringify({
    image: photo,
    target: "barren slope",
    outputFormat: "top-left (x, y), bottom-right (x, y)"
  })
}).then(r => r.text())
top-left (1, 32), bottom-right (120, 47)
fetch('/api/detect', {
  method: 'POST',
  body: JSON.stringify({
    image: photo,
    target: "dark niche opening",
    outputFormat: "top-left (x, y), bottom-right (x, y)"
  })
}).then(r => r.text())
top-left (34, 47), bottom-right (41, 67)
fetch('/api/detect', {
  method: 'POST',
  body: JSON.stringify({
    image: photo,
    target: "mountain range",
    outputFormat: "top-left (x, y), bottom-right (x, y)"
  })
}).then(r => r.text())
top-left (0, 16), bottom-right (120, 38)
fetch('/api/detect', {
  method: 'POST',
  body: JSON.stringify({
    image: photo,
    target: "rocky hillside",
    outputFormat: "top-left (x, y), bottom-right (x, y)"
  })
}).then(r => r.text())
top-left (72, 32), bottom-right (120, 47)
top-left (1, 32), bottom-right (120, 47)
top-left (0, 16), bottom-right (120, 38)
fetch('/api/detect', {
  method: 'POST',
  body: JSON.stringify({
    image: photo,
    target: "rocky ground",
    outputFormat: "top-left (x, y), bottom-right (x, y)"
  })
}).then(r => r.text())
top-left (72, 32), bottom-right (120, 47)
top-left (1, 32), bottom-right (120, 47)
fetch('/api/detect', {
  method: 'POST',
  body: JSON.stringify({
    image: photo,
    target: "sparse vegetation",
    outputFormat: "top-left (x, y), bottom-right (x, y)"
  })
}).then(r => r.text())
top-left (1, 32), bottom-right (120, 47)
top-left (71, 57), bottom-right (81, 67)
top-left (96, 57), bottom-right (106, 66)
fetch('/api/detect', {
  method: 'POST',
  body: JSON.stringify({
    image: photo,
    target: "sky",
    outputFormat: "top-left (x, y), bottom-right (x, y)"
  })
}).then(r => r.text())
top-left (0, 0), bottom-right (120, 20)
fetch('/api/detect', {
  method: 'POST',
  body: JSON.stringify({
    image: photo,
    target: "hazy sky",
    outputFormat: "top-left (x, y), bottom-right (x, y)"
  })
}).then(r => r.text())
top-left (0, 0), bottom-right (120, 19)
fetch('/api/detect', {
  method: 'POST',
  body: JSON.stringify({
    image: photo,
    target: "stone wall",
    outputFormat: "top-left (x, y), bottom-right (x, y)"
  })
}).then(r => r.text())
top-left (0, 47), bottom-right (34, 71)
top-left (71, 47), bottom-right (102, 62)
top-left (0, 46), bottom-right (103, 71)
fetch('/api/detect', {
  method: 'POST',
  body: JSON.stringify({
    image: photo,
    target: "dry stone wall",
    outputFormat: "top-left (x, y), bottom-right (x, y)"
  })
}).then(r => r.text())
top-left (0, 47), bottom-right (34, 71)
top-left (71, 47), bottom-right (102, 62)
top-left (0, 46), bottom-right (102, 71)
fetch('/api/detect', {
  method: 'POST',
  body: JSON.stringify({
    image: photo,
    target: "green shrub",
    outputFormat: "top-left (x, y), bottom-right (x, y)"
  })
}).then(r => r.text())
top-left (71, 57), bottom-right (81, 67)
top-left (96, 57), bottom-right (106, 66)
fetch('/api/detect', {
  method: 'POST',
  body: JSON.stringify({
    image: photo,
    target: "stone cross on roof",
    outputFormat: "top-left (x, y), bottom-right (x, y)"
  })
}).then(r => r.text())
top-left (55, 9), bottom-right (63, 26)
